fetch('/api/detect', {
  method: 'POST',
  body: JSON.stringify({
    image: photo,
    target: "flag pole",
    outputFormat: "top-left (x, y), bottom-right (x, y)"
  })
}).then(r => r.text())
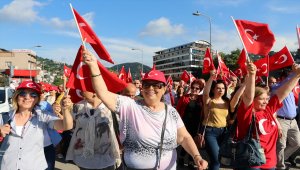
top-left (70, 3), bottom-right (86, 49)
top-left (297, 25), bottom-right (300, 49)
top-left (231, 16), bottom-right (250, 61)
top-left (266, 55), bottom-right (269, 87)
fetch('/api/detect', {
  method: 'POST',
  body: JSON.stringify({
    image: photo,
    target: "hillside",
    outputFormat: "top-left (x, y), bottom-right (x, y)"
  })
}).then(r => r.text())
top-left (36, 56), bottom-right (151, 81)
top-left (110, 62), bottom-right (151, 80)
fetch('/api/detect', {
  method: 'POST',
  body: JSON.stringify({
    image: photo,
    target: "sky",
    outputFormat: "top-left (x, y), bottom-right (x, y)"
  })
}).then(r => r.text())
top-left (0, 0), bottom-right (299, 68)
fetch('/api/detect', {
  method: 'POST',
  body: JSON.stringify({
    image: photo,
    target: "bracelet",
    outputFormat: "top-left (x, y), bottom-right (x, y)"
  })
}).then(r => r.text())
top-left (91, 73), bottom-right (101, 78)
top-left (193, 154), bottom-right (202, 160)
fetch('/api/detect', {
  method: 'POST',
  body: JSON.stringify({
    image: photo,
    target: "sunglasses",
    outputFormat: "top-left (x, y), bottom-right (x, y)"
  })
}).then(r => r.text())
top-left (142, 82), bottom-right (165, 90)
top-left (19, 91), bottom-right (39, 98)
top-left (191, 86), bottom-right (200, 91)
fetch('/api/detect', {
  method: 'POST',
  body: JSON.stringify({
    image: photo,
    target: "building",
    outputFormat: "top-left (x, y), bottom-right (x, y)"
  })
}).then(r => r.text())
top-left (153, 40), bottom-right (210, 80)
top-left (0, 48), bottom-right (38, 81)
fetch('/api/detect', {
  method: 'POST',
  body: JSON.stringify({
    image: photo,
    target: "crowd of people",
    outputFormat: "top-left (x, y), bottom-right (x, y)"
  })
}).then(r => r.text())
top-left (0, 49), bottom-right (300, 170)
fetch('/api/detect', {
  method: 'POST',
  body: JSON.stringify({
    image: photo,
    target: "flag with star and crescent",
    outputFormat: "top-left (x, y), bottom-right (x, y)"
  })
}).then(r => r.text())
top-left (235, 19), bottom-right (275, 56)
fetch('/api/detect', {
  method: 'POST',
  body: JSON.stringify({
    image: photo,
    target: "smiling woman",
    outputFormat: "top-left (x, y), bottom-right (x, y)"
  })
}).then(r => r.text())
top-left (81, 49), bottom-right (208, 170)
top-left (0, 81), bottom-right (73, 170)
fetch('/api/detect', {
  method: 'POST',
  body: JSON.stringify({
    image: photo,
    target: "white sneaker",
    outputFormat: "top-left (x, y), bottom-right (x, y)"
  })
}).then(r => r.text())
top-left (57, 154), bottom-right (64, 159)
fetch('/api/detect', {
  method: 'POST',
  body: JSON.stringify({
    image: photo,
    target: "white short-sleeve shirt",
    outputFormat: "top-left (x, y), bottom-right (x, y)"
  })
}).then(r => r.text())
top-left (116, 95), bottom-right (184, 170)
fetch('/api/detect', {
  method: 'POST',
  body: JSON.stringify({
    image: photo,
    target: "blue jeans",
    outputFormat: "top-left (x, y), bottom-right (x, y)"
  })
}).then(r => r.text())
top-left (204, 126), bottom-right (225, 170)
top-left (44, 144), bottom-right (56, 170)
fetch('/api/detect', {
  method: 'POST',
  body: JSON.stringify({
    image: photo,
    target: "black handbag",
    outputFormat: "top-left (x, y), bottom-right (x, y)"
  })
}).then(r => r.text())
top-left (219, 112), bottom-right (266, 168)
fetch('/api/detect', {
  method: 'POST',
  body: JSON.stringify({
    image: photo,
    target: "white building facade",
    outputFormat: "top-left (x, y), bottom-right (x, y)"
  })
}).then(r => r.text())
top-left (153, 40), bottom-right (210, 80)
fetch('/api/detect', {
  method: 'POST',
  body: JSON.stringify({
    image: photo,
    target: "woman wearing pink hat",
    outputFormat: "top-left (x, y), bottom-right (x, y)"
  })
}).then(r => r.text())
top-left (82, 50), bottom-right (208, 170)
top-left (0, 81), bottom-right (73, 170)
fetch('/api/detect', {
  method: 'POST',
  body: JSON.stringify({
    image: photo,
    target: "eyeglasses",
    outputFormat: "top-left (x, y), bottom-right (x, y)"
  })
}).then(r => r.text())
top-left (142, 82), bottom-right (165, 90)
top-left (191, 87), bottom-right (200, 91)
top-left (19, 91), bottom-right (39, 98)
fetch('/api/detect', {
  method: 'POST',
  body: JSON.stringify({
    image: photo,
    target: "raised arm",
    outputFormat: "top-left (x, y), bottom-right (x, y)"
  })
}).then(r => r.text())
top-left (230, 83), bottom-right (246, 112)
top-left (274, 63), bottom-right (300, 103)
top-left (242, 61), bottom-right (256, 108)
top-left (82, 50), bottom-right (118, 111)
top-left (203, 70), bottom-right (216, 105)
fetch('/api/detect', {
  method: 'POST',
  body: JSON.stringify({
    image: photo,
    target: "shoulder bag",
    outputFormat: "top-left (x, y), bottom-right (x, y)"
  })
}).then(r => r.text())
top-left (219, 112), bottom-right (266, 168)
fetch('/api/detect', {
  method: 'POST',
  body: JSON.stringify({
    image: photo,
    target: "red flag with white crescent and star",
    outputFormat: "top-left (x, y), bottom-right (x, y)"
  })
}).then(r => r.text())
top-left (268, 46), bottom-right (294, 71)
top-left (68, 88), bottom-right (84, 103)
top-left (236, 49), bottom-right (247, 75)
top-left (64, 65), bottom-right (71, 78)
top-left (118, 66), bottom-right (127, 82)
top-left (234, 19), bottom-right (275, 56)
top-left (66, 46), bottom-right (127, 93)
top-left (297, 25), bottom-right (300, 49)
top-left (202, 48), bottom-right (215, 74)
top-left (127, 68), bottom-right (133, 83)
top-left (72, 7), bottom-right (114, 64)
top-left (166, 75), bottom-right (175, 106)
top-left (180, 70), bottom-right (190, 83)
top-left (217, 53), bottom-right (229, 77)
top-left (293, 84), bottom-right (300, 105)
top-left (253, 57), bottom-right (268, 76)
top-left (140, 70), bottom-right (145, 79)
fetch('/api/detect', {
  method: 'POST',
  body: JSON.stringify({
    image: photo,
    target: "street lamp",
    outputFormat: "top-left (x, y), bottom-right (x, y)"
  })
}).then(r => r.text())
top-left (29, 45), bottom-right (42, 80)
top-left (131, 48), bottom-right (144, 73)
top-left (193, 11), bottom-right (212, 53)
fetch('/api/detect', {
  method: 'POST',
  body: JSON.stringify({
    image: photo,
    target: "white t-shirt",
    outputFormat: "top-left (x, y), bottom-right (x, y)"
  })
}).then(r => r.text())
top-left (116, 95), bottom-right (184, 170)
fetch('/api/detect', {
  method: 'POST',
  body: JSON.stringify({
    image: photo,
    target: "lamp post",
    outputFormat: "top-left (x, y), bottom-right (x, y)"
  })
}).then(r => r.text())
top-left (131, 48), bottom-right (144, 73)
top-left (193, 11), bottom-right (212, 53)
top-left (30, 45), bottom-right (42, 80)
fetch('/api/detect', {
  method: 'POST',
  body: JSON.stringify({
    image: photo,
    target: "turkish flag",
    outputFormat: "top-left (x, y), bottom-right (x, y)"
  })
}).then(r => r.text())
top-left (118, 66), bottom-right (127, 82)
top-left (236, 49), bottom-right (247, 75)
top-left (297, 26), bottom-right (300, 49)
top-left (255, 76), bottom-right (264, 84)
top-left (235, 19), bottom-right (275, 56)
top-left (68, 88), bottom-right (83, 103)
top-left (72, 7), bottom-right (114, 64)
top-left (64, 65), bottom-right (71, 78)
top-left (166, 75), bottom-right (175, 106)
top-left (66, 45), bottom-right (127, 93)
top-left (233, 68), bottom-right (243, 78)
top-left (254, 57), bottom-right (268, 76)
top-left (202, 48), bottom-right (215, 74)
top-left (293, 85), bottom-right (300, 105)
top-left (269, 46), bottom-right (294, 71)
top-left (140, 70), bottom-right (145, 79)
top-left (217, 53), bottom-right (229, 77)
top-left (127, 68), bottom-right (132, 83)
top-left (180, 70), bottom-right (190, 83)
top-left (38, 82), bottom-right (52, 92)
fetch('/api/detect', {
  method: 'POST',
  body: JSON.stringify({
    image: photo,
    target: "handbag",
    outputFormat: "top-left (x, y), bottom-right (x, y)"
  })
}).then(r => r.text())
top-left (219, 112), bottom-right (266, 168)
top-left (122, 104), bottom-right (168, 170)
top-left (0, 112), bottom-right (11, 165)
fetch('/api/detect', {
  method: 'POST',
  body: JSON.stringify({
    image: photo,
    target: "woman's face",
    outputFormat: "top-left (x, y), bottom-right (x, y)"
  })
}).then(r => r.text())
top-left (254, 93), bottom-right (269, 111)
top-left (213, 83), bottom-right (225, 97)
top-left (190, 83), bottom-right (201, 95)
top-left (141, 80), bottom-right (166, 101)
top-left (178, 87), bottom-right (184, 95)
top-left (17, 89), bottom-right (39, 110)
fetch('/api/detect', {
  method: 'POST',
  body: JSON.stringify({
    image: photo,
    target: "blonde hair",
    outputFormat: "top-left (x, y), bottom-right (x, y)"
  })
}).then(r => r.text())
top-left (254, 86), bottom-right (269, 98)
top-left (12, 89), bottom-right (41, 111)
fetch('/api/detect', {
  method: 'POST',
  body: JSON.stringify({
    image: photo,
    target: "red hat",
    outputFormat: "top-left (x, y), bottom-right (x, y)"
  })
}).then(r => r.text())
top-left (142, 69), bottom-right (166, 84)
top-left (17, 81), bottom-right (42, 94)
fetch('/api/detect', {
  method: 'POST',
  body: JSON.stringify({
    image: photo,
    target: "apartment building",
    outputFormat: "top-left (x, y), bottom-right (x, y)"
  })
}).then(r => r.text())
top-left (153, 40), bottom-right (210, 80)
top-left (0, 48), bottom-right (38, 79)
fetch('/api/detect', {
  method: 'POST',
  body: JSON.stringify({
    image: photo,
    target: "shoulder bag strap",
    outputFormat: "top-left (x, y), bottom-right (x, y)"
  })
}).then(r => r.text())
top-left (156, 104), bottom-right (168, 169)
top-left (201, 100), bottom-right (212, 136)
